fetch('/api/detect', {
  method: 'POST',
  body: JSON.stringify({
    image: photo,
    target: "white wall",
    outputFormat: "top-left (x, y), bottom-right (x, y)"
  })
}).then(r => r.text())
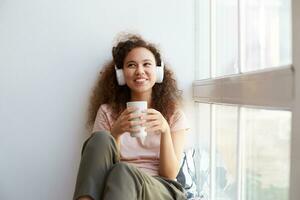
top-left (0, 0), bottom-right (195, 199)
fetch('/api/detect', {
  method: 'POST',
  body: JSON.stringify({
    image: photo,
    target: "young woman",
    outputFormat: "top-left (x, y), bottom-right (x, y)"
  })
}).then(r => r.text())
top-left (73, 34), bottom-right (189, 200)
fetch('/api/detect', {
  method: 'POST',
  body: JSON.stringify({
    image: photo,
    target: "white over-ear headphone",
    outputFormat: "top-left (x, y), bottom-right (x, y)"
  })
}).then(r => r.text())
top-left (115, 62), bottom-right (164, 86)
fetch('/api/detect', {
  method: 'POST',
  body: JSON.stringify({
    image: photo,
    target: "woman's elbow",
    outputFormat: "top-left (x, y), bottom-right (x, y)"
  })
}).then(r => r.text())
top-left (159, 168), bottom-right (179, 180)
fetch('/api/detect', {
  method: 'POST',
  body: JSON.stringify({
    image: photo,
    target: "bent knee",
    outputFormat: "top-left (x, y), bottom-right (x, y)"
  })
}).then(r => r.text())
top-left (110, 163), bottom-right (134, 175)
top-left (82, 131), bottom-right (115, 153)
top-left (91, 131), bottom-right (113, 141)
top-left (106, 163), bottom-right (143, 186)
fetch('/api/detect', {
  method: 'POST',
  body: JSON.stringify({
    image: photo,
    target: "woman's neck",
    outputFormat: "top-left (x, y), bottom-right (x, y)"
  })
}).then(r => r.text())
top-left (130, 92), bottom-right (152, 107)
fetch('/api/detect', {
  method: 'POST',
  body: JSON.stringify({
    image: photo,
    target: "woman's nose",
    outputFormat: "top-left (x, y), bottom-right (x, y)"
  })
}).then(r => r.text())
top-left (135, 65), bottom-right (145, 75)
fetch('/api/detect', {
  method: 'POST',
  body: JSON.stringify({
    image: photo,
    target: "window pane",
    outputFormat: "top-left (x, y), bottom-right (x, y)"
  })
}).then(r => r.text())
top-left (241, 0), bottom-right (291, 72)
top-left (214, 0), bottom-right (239, 77)
top-left (196, 103), bottom-right (211, 199)
top-left (214, 105), bottom-right (238, 200)
top-left (197, 0), bottom-right (210, 80)
top-left (241, 108), bottom-right (291, 200)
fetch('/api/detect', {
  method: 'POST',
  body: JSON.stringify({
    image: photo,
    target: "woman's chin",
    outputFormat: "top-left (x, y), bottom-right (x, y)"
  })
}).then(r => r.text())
top-left (130, 87), bottom-right (152, 94)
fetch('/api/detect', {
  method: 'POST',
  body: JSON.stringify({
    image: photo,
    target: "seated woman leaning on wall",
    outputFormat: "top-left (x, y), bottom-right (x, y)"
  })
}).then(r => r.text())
top-left (73, 33), bottom-right (190, 200)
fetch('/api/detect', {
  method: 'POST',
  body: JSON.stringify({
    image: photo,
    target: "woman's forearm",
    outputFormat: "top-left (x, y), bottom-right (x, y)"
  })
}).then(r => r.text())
top-left (159, 127), bottom-right (180, 179)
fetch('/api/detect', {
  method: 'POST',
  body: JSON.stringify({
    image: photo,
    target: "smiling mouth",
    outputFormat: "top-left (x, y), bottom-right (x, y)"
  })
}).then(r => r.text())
top-left (133, 78), bottom-right (149, 86)
top-left (134, 78), bottom-right (148, 83)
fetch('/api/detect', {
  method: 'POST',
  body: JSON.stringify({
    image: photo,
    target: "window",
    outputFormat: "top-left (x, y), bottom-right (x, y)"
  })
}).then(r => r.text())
top-left (194, 0), bottom-right (295, 199)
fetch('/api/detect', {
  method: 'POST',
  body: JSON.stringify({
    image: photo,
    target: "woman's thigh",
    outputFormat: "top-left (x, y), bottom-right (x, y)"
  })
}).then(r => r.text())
top-left (103, 162), bottom-right (186, 200)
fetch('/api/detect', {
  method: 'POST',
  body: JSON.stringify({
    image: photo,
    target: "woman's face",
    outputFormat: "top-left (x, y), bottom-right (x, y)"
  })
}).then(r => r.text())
top-left (123, 47), bottom-right (157, 95)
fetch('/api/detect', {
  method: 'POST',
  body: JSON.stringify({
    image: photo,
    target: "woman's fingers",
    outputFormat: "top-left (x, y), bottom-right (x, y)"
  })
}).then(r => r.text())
top-left (127, 112), bottom-right (143, 121)
top-left (145, 124), bottom-right (160, 132)
top-left (123, 107), bottom-right (138, 116)
top-left (144, 120), bottom-right (160, 129)
top-left (128, 119), bottom-right (146, 127)
top-left (129, 126), bottom-right (141, 133)
top-left (114, 107), bottom-right (145, 136)
top-left (120, 118), bottom-right (146, 132)
top-left (124, 122), bottom-right (144, 133)
top-left (142, 110), bottom-right (161, 122)
top-left (143, 108), bottom-right (158, 114)
top-left (120, 108), bottom-right (168, 133)
top-left (142, 114), bottom-right (158, 121)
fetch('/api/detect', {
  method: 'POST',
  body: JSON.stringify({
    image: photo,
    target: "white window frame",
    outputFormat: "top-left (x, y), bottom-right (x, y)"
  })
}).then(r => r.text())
top-left (290, 1), bottom-right (300, 200)
top-left (193, 0), bottom-right (299, 199)
top-left (193, 65), bottom-right (294, 110)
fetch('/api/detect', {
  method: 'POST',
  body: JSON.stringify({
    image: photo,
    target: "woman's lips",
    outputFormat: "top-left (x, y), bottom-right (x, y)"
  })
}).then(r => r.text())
top-left (134, 78), bottom-right (148, 85)
top-left (135, 78), bottom-right (147, 82)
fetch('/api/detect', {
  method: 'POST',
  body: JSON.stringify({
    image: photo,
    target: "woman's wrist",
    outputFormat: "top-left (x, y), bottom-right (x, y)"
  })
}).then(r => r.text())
top-left (111, 126), bottom-right (120, 138)
top-left (111, 128), bottom-right (119, 139)
top-left (162, 119), bottom-right (171, 135)
top-left (111, 129), bottom-right (121, 147)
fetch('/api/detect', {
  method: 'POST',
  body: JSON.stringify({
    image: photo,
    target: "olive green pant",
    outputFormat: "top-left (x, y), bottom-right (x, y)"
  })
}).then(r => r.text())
top-left (73, 131), bottom-right (186, 200)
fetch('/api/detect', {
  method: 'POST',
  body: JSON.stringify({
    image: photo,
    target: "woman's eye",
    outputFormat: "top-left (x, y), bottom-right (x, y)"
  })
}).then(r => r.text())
top-left (127, 64), bottom-right (136, 68)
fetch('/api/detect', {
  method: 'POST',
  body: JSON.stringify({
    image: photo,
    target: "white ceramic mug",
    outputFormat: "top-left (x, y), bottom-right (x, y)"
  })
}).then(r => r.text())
top-left (126, 101), bottom-right (147, 138)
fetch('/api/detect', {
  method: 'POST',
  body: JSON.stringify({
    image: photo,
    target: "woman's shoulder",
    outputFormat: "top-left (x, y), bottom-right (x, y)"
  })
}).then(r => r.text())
top-left (98, 103), bottom-right (113, 112)
top-left (170, 107), bottom-right (186, 120)
top-left (169, 107), bottom-right (190, 131)
top-left (98, 103), bottom-right (118, 120)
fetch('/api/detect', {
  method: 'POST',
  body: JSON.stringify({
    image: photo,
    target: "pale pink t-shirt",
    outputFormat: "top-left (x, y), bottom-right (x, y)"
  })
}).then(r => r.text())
top-left (92, 104), bottom-right (190, 176)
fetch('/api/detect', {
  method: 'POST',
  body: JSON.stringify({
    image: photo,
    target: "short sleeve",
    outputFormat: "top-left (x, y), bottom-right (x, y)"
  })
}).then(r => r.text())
top-left (169, 109), bottom-right (190, 133)
top-left (92, 105), bottom-right (111, 133)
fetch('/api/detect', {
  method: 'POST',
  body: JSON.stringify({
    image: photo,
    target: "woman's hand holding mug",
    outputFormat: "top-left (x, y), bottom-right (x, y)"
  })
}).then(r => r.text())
top-left (111, 106), bottom-right (146, 139)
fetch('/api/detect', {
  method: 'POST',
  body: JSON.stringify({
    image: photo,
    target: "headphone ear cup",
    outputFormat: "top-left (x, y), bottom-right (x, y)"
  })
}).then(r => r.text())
top-left (115, 66), bottom-right (126, 86)
top-left (156, 62), bottom-right (164, 83)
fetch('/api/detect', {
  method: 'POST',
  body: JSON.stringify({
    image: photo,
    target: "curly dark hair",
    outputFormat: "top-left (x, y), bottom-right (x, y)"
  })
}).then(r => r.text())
top-left (86, 34), bottom-right (183, 131)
